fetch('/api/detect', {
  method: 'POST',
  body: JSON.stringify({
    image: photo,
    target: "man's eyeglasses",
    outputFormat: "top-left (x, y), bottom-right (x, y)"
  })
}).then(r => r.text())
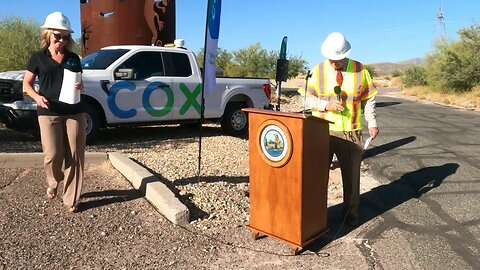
top-left (52, 33), bottom-right (71, 41)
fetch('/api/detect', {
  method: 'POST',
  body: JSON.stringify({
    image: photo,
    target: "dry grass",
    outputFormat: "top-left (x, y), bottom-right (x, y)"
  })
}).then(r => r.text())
top-left (374, 76), bottom-right (403, 88)
top-left (389, 76), bottom-right (403, 87)
top-left (402, 85), bottom-right (480, 111)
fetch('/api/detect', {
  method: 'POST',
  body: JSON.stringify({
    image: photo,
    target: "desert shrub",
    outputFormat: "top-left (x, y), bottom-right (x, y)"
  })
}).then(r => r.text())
top-left (403, 66), bottom-right (428, 88)
top-left (364, 64), bottom-right (377, 78)
top-left (391, 69), bottom-right (403, 77)
top-left (0, 16), bottom-right (40, 71)
top-left (426, 23), bottom-right (480, 92)
top-left (196, 43), bottom-right (307, 79)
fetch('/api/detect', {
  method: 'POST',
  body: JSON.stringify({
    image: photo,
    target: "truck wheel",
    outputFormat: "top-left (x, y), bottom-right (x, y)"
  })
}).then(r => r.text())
top-left (221, 102), bottom-right (248, 136)
top-left (84, 103), bottom-right (101, 145)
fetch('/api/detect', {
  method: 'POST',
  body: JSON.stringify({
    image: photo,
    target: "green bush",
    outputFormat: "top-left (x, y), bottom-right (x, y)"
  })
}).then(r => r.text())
top-left (0, 16), bottom-right (40, 72)
top-left (426, 23), bottom-right (480, 92)
top-left (196, 43), bottom-right (307, 79)
top-left (364, 65), bottom-right (377, 78)
top-left (391, 70), bottom-right (403, 77)
top-left (403, 66), bottom-right (428, 88)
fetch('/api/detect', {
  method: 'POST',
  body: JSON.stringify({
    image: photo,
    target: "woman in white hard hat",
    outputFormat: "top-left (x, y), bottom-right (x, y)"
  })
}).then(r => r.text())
top-left (299, 32), bottom-right (379, 226)
top-left (23, 12), bottom-right (85, 213)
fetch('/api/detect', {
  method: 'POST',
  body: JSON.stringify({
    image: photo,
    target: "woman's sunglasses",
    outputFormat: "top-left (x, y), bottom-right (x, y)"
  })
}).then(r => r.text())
top-left (52, 32), bottom-right (71, 41)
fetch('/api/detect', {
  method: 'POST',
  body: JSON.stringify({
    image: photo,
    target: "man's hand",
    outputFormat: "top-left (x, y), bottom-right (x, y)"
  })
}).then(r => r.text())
top-left (325, 100), bottom-right (344, 112)
top-left (369, 127), bottom-right (379, 139)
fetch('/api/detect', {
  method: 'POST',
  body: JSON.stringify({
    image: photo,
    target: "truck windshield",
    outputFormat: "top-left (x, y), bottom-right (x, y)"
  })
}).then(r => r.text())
top-left (81, 49), bottom-right (130, 69)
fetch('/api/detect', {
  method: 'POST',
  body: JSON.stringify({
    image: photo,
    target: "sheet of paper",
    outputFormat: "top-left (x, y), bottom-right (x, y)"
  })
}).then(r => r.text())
top-left (363, 136), bottom-right (372, 151)
top-left (58, 69), bottom-right (81, 104)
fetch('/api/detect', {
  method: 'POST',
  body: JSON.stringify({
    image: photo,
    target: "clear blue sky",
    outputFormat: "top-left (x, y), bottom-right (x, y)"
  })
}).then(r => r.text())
top-left (1, 1), bottom-right (478, 67)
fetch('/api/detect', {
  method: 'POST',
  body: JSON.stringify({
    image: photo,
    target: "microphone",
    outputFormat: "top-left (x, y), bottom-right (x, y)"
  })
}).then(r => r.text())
top-left (303, 70), bottom-right (311, 115)
top-left (333, 86), bottom-right (345, 131)
top-left (334, 86), bottom-right (341, 101)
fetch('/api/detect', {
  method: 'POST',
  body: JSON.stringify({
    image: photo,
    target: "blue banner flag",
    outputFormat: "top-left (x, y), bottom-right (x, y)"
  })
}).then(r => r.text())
top-left (203, 0), bottom-right (222, 98)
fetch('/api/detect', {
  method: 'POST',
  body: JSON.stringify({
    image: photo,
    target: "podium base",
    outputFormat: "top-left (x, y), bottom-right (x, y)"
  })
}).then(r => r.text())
top-left (246, 224), bottom-right (329, 255)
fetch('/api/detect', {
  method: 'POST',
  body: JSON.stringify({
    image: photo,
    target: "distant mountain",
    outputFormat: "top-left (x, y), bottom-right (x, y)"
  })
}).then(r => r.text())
top-left (396, 58), bottom-right (423, 65)
top-left (368, 58), bottom-right (423, 76)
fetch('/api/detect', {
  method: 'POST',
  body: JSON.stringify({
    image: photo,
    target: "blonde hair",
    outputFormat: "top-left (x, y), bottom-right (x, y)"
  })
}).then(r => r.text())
top-left (40, 29), bottom-right (74, 52)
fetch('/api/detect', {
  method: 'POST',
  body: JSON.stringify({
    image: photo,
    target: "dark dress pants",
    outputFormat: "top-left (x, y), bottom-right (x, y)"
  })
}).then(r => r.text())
top-left (329, 130), bottom-right (363, 218)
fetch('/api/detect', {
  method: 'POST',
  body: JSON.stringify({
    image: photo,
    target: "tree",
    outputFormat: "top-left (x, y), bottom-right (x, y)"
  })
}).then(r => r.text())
top-left (228, 43), bottom-right (307, 79)
top-left (0, 16), bottom-right (40, 72)
top-left (227, 43), bottom-right (273, 77)
top-left (196, 47), bottom-right (233, 75)
top-left (196, 43), bottom-right (307, 79)
top-left (426, 23), bottom-right (480, 92)
top-left (72, 38), bottom-right (83, 56)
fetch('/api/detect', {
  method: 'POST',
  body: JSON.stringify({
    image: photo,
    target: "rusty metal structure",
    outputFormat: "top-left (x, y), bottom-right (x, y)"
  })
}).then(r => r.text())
top-left (80, 0), bottom-right (175, 56)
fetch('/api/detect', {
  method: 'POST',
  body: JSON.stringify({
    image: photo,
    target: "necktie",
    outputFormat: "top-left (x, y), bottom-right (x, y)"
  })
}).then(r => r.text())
top-left (336, 70), bottom-right (343, 86)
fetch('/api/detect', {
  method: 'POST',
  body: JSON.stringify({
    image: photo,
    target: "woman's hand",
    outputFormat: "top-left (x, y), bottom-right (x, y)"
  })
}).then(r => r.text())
top-left (35, 95), bottom-right (49, 109)
top-left (74, 82), bottom-right (83, 91)
top-left (23, 70), bottom-right (48, 109)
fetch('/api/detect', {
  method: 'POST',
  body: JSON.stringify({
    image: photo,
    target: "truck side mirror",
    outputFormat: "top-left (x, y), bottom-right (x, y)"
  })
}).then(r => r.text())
top-left (115, 68), bottom-right (135, 80)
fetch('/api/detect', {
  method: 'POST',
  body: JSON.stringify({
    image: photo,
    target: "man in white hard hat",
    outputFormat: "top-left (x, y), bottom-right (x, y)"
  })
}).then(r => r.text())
top-left (299, 32), bottom-right (379, 226)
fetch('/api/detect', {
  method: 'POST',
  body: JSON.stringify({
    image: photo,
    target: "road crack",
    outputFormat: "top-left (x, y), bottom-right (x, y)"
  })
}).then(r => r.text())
top-left (358, 239), bottom-right (384, 270)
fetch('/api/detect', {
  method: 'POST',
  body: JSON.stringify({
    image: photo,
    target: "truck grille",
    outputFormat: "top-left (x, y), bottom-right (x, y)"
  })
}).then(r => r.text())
top-left (0, 79), bottom-right (23, 103)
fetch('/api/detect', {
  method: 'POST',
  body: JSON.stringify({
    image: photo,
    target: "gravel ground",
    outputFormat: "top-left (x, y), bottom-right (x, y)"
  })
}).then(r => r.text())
top-left (0, 92), bottom-right (379, 269)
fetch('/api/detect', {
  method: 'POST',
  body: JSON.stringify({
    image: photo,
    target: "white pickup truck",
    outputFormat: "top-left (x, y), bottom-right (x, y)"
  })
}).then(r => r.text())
top-left (0, 44), bottom-right (272, 143)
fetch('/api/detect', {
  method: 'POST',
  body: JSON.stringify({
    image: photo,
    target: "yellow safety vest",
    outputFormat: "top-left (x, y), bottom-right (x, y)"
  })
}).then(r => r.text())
top-left (298, 59), bottom-right (377, 131)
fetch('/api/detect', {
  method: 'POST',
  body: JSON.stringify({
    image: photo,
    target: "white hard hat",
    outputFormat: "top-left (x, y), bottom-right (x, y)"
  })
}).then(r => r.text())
top-left (321, 32), bottom-right (351, 60)
top-left (41, 12), bottom-right (74, 33)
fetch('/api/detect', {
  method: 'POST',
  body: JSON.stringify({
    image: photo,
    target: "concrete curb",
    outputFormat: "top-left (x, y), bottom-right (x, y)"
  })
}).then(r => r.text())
top-left (108, 152), bottom-right (190, 226)
top-left (0, 151), bottom-right (190, 226)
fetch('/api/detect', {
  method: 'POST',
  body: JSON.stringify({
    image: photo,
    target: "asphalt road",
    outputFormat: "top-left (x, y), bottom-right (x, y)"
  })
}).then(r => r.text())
top-left (357, 89), bottom-right (480, 269)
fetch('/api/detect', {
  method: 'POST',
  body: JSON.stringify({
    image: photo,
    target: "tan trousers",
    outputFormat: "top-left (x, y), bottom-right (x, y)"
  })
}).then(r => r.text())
top-left (38, 113), bottom-right (86, 207)
top-left (329, 130), bottom-right (363, 218)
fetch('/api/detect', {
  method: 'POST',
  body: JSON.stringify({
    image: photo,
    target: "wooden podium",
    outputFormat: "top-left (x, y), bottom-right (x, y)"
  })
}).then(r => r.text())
top-left (243, 109), bottom-right (330, 254)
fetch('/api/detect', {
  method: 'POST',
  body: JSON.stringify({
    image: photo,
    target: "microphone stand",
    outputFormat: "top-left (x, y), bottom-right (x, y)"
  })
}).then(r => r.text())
top-left (303, 70), bottom-right (312, 115)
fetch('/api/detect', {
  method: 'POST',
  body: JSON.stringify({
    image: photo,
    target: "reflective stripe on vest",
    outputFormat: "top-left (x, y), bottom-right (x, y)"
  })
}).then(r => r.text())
top-left (307, 59), bottom-right (376, 131)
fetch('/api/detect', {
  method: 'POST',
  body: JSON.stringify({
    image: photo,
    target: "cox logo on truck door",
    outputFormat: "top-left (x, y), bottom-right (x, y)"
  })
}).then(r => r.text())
top-left (107, 81), bottom-right (202, 118)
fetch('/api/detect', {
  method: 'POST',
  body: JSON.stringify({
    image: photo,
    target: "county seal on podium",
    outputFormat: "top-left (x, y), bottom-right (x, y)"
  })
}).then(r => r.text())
top-left (257, 119), bottom-right (293, 168)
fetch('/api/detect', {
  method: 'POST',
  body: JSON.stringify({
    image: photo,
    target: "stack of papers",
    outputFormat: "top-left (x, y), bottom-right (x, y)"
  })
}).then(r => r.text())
top-left (363, 137), bottom-right (372, 151)
top-left (59, 69), bottom-right (81, 104)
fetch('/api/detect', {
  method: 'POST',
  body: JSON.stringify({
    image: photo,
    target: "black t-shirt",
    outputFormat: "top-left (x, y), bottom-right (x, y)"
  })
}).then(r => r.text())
top-left (26, 48), bottom-right (84, 116)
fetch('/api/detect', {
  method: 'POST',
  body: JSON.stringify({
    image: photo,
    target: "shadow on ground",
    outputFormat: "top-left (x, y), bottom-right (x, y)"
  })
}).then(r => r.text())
top-left (79, 174), bottom-right (160, 212)
top-left (306, 162), bottom-right (459, 253)
top-left (363, 136), bottom-right (416, 159)
top-left (376, 101), bottom-right (402, 108)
